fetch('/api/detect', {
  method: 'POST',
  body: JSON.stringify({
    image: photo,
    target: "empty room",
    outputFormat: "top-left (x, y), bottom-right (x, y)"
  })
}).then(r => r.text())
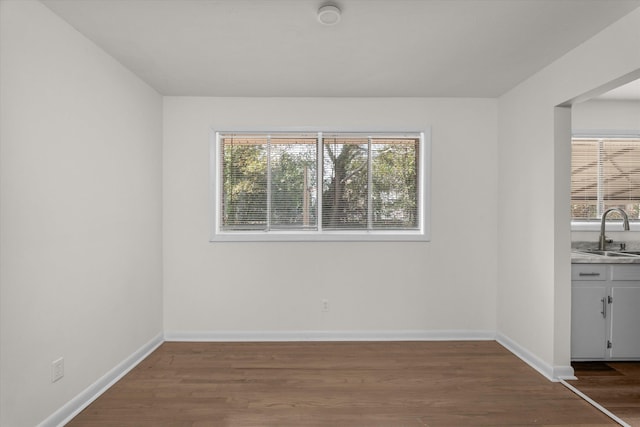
top-left (1, 0), bottom-right (640, 426)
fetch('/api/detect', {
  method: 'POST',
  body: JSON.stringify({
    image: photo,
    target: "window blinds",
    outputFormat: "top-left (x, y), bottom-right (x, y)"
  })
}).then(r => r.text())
top-left (571, 137), bottom-right (640, 220)
top-left (219, 132), bottom-right (420, 232)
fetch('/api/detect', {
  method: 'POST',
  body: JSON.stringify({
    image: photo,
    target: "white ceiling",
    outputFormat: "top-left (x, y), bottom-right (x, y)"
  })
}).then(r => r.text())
top-left (41, 0), bottom-right (640, 98)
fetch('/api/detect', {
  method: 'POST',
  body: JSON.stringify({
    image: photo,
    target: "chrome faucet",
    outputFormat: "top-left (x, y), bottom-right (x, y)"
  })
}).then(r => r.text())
top-left (598, 208), bottom-right (630, 251)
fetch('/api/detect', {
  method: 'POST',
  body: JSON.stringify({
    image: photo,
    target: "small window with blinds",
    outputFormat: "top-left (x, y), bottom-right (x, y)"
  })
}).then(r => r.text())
top-left (211, 130), bottom-right (430, 241)
top-left (571, 136), bottom-right (640, 221)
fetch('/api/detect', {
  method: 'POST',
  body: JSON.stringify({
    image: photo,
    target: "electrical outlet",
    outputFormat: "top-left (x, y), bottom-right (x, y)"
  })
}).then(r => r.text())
top-left (322, 299), bottom-right (330, 312)
top-left (52, 357), bottom-right (64, 383)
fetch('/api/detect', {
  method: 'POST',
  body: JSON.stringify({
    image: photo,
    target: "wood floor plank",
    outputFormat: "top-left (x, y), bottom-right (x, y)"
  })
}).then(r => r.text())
top-left (570, 361), bottom-right (640, 426)
top-left (67, 342), bottom-right (616, 426)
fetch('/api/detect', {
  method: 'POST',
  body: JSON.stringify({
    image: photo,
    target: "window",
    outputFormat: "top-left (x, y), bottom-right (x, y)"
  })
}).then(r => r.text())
top-left (571, 136), bottom-right (640, 222)
top-left (211, 130), bottom-right (430, 241)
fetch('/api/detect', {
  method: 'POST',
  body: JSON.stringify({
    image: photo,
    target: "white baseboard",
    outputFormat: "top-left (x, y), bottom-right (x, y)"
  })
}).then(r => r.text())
top-left (553, 365), bottom-right (577, 381)
top-left (164, 329), bottom-right (497, 342)
top-left (496, 332), bottom-right (575, 382)
top-left (38, 333), bottom-right (164, 427)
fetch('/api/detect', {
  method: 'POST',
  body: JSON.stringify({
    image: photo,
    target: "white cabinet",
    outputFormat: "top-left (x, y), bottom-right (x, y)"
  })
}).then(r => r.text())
top-left (610, 287), bottom-right (640, 358)
top-left (571, 286), bottom-right (608, 359)
top-left (571, 263), bottom-right (640, 360)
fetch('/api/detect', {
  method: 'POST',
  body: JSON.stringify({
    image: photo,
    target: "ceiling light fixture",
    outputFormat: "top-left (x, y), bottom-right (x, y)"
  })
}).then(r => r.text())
top-left (317, 4), bottom-right (341, 26)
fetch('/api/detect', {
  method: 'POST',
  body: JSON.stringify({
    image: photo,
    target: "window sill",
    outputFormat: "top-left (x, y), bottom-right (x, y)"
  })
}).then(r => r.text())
top-left (210, 230), bottom-right (430, 242)
top-left (571, 221), bottom-right (640, 232)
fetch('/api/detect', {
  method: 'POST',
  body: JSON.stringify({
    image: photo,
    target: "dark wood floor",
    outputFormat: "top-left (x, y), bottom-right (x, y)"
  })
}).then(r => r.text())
top-left (570, 361), bottom-right (640, 427)
top-left (67, 341), bottom-right (616, 426)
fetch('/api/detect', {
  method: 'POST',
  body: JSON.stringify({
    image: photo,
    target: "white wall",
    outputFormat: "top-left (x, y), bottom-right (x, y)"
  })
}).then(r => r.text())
top-left (0, 2), bottom-right (163, 426)
top-left (573, 98), bottom-right (640, 132)
top-left (163, 97), bottom-right (498, 337)
top-left (497, 8), bottom-right (640, 376)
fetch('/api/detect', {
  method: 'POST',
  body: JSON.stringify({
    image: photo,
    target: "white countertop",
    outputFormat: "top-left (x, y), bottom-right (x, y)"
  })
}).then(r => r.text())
top-left (571, 250), bottom-right (640, 264)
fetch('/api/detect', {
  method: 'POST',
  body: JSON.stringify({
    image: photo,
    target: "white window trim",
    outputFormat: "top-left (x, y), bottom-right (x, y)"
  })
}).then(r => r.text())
top-left (209, 127), bottom-right (431, 242)
top-left (571, 129), bottom-right (640, 232)
top-left (571, 220), bottom-right (640, 232)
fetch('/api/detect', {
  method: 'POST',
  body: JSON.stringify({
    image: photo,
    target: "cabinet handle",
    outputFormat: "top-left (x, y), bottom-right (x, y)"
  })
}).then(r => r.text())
top-left (579, 272), bottom-right (601, 277)
top-left (601, 297), bottom-right (607, 318)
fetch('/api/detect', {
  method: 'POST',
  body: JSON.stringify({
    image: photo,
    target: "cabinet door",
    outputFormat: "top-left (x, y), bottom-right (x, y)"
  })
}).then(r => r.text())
top-left (572, 286), bottom-right (608, 359)
top-left (610, 287), bottom-right (640, 359)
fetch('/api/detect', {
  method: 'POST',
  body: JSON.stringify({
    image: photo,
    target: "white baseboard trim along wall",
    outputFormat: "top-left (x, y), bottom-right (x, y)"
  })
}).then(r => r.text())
top-left (38, 333), bottom-right (164, 427)
top-left (39, 329), bottom-right (579, 426)
top-left (163, 329), bottom-right (497, 342)
top-left (496, 332), bottom-right (576, 382)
